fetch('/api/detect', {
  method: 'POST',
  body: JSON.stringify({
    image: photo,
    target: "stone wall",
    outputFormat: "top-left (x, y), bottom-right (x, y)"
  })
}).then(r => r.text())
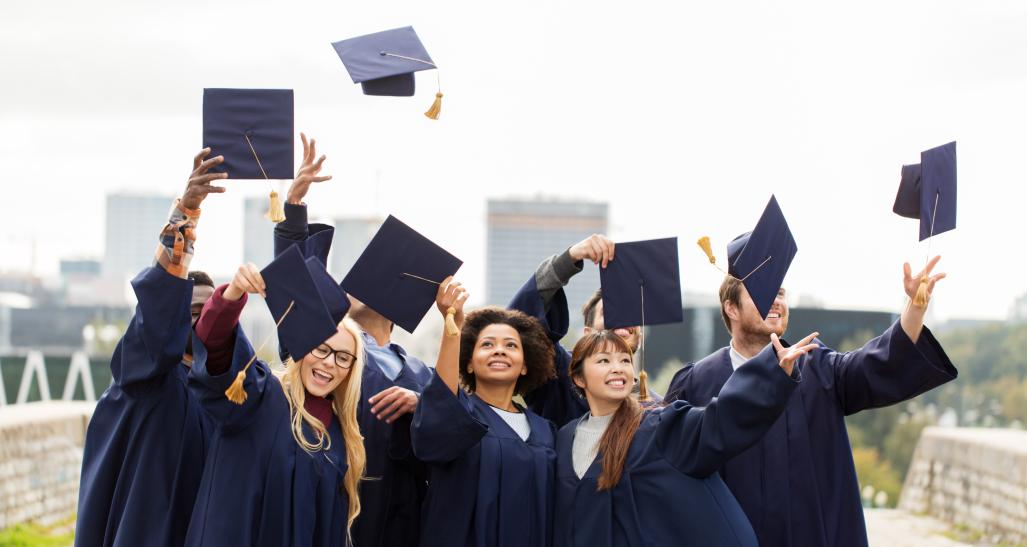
top-left (899, 426), bottom-right (1027, 544)
top-left (0, 401), bottom-right (93, 530)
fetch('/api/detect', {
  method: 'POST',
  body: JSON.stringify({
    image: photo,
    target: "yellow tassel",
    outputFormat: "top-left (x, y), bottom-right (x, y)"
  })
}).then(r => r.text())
top-left (266, 191), bottom-right (286, 223)
top-left (424, 92), bottom-right (443, 120)
top-left (697, 236), bottom-right (717, 264)
top-left (224, 370), bottom-right (249, 405)
top-left (913, 276), bottom-right (930, 308)
top-left (637, 370), bottom-right (650, 402)
top-left (445, 307), bottom-right (460, 336)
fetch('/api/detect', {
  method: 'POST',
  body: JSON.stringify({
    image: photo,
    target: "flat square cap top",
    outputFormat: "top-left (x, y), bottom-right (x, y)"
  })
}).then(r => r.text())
top-left (332, 26), bottom-right (436, 97)
top-left (599, 237), bottom-right (683, 330)
top-left (262, 245), bottom-right (339, 361)
top-left (341, 215), bottom-right (462, 333)
top-left (202, 88), bottom-right (294, 179)
top-left (727, 195), bottom-right (798, 320)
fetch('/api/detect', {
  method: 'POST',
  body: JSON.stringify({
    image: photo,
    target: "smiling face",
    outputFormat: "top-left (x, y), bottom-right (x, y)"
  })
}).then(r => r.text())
top-left (731, 286), bottom-right (789, 338)
top-left (574, 342), bottom-right (635, 407)
top-left (583, 299), bottom-right (641, 353)
top-left (299, 327), bottom-right (356, 398)
top-left (467, 323), bottom-right (527, 389)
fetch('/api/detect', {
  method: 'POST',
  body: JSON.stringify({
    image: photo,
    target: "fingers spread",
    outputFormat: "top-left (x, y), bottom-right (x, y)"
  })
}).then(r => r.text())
top-left (193, 148), bottom-right (211, 170)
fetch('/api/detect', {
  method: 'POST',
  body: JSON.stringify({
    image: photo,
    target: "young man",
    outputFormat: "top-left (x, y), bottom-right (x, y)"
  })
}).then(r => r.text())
top-left (75, 149), bottom-right (225, 547)
top-left (508, 234), bottom-right (657, 427)
top-left (271, 135), bottom-right (431, 547)
top-left (664, 256), bottom-right (957, 547)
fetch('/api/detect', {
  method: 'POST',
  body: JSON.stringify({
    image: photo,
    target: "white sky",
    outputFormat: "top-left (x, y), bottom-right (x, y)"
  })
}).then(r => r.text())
top-left (2, 0), bottom-right (1025, 321)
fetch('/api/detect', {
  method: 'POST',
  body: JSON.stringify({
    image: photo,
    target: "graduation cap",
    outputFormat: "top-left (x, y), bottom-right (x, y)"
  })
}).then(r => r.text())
top-left (331, 26), bottom-right (444, 119)
top-left (893, 141), bottom-right (957, 306)
top-left (893, 141), bottom-right (957, 242)
top-left (341, 215), bottom-right (462, 334)
top-left (304, 256), bottom-right (350, 324)
top-left (202, 88), bottom-right (294, 223)
top-left (697, 195), bottom-right (797, 320)
top-left (599, 237), bottom-right (683, 402)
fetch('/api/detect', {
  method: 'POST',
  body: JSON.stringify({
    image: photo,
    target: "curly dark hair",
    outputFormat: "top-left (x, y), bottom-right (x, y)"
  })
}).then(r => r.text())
top-left (459, 307), bottom-right (556, 396)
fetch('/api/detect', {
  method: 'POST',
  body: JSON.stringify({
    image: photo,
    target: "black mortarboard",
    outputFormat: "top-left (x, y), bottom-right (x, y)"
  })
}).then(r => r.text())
top-left (725, 195), bottom-right (798, 320)
top-left (261, 245), bottom-right (339, 361)
top-left (599, 238), bottom-right (683, 330)
top-left (332, 26), bottom-right (436, 97)
top-left (202, 88), bottom-right (294, 180)
top-left (341, 215), bottom-right (462, 333)
top-left (893, 141), bottom-right (957, 241)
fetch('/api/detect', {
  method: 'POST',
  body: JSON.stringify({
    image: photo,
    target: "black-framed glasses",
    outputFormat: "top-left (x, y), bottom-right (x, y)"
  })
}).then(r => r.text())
top-left (310, 344), bottom-right (357, 369)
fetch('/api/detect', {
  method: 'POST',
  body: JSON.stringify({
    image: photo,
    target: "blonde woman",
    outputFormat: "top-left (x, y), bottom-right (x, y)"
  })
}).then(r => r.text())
top-left (185, 254), bottom-right (365, 547)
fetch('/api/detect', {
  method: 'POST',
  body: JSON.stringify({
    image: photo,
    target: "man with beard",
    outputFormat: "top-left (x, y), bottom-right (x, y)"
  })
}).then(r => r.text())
top-left (508, 234), bottom-right (657, 427)
top-left (664, 203), bottom-right (958, 547)
top-left (75, 149), bottom-right (224, 547)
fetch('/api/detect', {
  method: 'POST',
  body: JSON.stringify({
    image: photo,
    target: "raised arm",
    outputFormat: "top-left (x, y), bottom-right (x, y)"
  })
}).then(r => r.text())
top-left (273, 133), bottom-right (335, 261)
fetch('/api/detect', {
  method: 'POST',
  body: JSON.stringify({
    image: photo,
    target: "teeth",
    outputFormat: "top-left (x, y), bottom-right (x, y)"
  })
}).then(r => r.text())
top-left (606, 379), bottom-right (626, 387)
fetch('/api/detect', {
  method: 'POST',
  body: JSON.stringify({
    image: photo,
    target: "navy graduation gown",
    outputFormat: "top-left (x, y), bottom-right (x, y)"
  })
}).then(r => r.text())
top-left (665, 321), bottom-right (957, 547)
top-left (75, 266), bottom-right (212, 547)
top-left (352, 337), bottom-right (433, 547)
top-left (508, 276), bottom-right (590, 427)
top-left (555, 344), bottom-right (799, 547)
top-left (411, 372), bottom-right (557, 547)
top-left (185, 331), bottom-right (350, 547)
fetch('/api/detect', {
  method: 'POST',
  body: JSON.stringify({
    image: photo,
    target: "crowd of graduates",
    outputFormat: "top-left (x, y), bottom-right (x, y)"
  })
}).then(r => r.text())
top-left (71, 23), bottom-right (962, 547)
top-left (71, 125), bottom-right (959, 546)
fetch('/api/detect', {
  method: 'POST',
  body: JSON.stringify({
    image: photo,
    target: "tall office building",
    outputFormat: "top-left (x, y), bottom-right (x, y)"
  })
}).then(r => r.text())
top-left (103, 193), bottom-right (174, 278)
top-left (243, 196), bottom-right (275, 267)
top-left (486, 198), bottom-right (608, 332)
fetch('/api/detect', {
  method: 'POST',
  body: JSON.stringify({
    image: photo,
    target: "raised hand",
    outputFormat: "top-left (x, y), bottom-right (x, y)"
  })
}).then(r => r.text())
top-left (369, 386), bottom-right (420, 423)
top-left (903, 255), bottom-right (946, 308)
top-left (182, 148), bottom-right (228, 210)
top-left (223, 263), bottom-right (266, 301)
top-left (770, 331), bottom-right (820, 376)
top-left (286, 133), bottom-right (333, 205)
top-left (436, 276), bottom-right (470, 330)
top-left (569, 234), bottom-right (616, 268)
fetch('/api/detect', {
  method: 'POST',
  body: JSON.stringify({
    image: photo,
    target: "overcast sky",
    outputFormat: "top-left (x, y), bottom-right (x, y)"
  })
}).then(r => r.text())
top-left (2, 0), bottom-right (1025, 321)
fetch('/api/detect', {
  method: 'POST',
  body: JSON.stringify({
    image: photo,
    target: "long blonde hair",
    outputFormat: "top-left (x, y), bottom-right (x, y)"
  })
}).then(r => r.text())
top-left (278, 317), bottom-right (366, 535)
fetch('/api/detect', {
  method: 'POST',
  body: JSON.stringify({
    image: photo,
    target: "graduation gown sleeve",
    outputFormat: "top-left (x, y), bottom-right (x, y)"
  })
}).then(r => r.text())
top-left (411, 371), bottom-right (489, 463)
top-left (655, 344), bottom-right (800, 478)
top-left (815, 321), bottom-right (957, 415)
top-left (273, 202), bottom-right (335, 264)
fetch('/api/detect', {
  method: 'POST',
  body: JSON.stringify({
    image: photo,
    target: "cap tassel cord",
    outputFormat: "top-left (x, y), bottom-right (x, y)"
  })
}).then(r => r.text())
top-left (696, 236), bottom-right (734, 277)
top-left (913, 193), bottom-right (941, 309)
top-left (424, 92), bottom-right (443, 120)
top-left (637, 284), bottom-right (649, 402)
top-left (225, 300), bottom-right (295, 405)
top-left (379, 52), bottom-right (442, 120)
top-left (244, 133), bottom-right (285, 223)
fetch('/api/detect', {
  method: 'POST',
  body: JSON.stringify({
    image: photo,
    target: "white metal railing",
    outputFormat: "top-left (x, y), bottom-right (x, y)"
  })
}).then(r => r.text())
top-left (0, 350), bottom-right (99, 407)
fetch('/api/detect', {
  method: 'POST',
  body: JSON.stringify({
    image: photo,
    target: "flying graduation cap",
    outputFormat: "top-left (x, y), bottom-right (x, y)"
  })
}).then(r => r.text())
top-left (202, 88), bottom-right (295, 222)
top-left (599, 237), bottom-right (683, 402)
top-left (341, 215), bottom-right (463, 334)
top-left (332, 26), bottom-right (444, 119)
top-left (697, 195), bottom-right (798, 320)
top-left (893, 141), bottom-right (957, 306)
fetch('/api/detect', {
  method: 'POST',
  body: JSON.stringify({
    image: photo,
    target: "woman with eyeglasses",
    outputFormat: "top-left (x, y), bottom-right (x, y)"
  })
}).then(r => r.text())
top-left (183, 207), bottom-right (365, 543)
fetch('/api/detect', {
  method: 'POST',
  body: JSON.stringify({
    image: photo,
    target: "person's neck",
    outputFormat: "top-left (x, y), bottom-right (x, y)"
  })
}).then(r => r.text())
top-left (730, 330), bottom-right (770, 359)
top-left (585, 393), bottom-right (620, 418)
top-left (353, 311), bottom-right (392, 347)
top-left (475, 381), bottom-right (518, 412)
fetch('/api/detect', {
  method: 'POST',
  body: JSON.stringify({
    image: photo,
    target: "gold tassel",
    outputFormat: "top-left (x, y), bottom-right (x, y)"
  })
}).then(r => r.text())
top-left (266, 191), bottom-right (286, 223)
top-left (445, 307), bottom-right (460, 336)
top-left (637, 370), bottom-right (650, 402)
top-left (913, 276), bottom-right (930, 307)
top-left (424, 92), bottom-right (443, 120)
top-left (224, 370), bottom-right (249, 404)
top-left (697, 236), bottom-right (717, 264)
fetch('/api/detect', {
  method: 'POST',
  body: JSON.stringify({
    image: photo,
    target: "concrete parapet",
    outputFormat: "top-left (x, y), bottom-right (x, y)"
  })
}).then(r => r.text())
top-left (899, 427), bottom-right (1027, 544)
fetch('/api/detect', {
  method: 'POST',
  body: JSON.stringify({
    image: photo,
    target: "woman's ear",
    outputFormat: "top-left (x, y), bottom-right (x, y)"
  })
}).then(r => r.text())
top-left (572, 374), bottom-right (586, 390)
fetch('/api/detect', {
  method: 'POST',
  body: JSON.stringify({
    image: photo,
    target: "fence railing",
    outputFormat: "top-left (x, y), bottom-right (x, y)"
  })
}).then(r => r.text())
top-left (0, 352), bottom-right (110, 407)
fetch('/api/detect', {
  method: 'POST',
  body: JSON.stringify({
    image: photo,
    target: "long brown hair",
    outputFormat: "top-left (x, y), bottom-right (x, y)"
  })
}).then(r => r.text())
top-left (568, 330), bottom-right (644, 491)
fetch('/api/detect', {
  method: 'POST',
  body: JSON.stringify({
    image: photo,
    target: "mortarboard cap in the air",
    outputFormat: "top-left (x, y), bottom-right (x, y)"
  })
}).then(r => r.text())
top-left (726, 195), bottom-right (798, 320)
top-left (599, 238), bottom-right (683, 330)
top-left (893, 141), bottom-right (957, 241)
top-left (202, 88), bottom-right (294, 180)
top-left (341, 215), bottom-right (462, 333)
top-left (261, 245), bottom-right (339, 362)
top-left (331, 27), bottom-right (444, 119)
